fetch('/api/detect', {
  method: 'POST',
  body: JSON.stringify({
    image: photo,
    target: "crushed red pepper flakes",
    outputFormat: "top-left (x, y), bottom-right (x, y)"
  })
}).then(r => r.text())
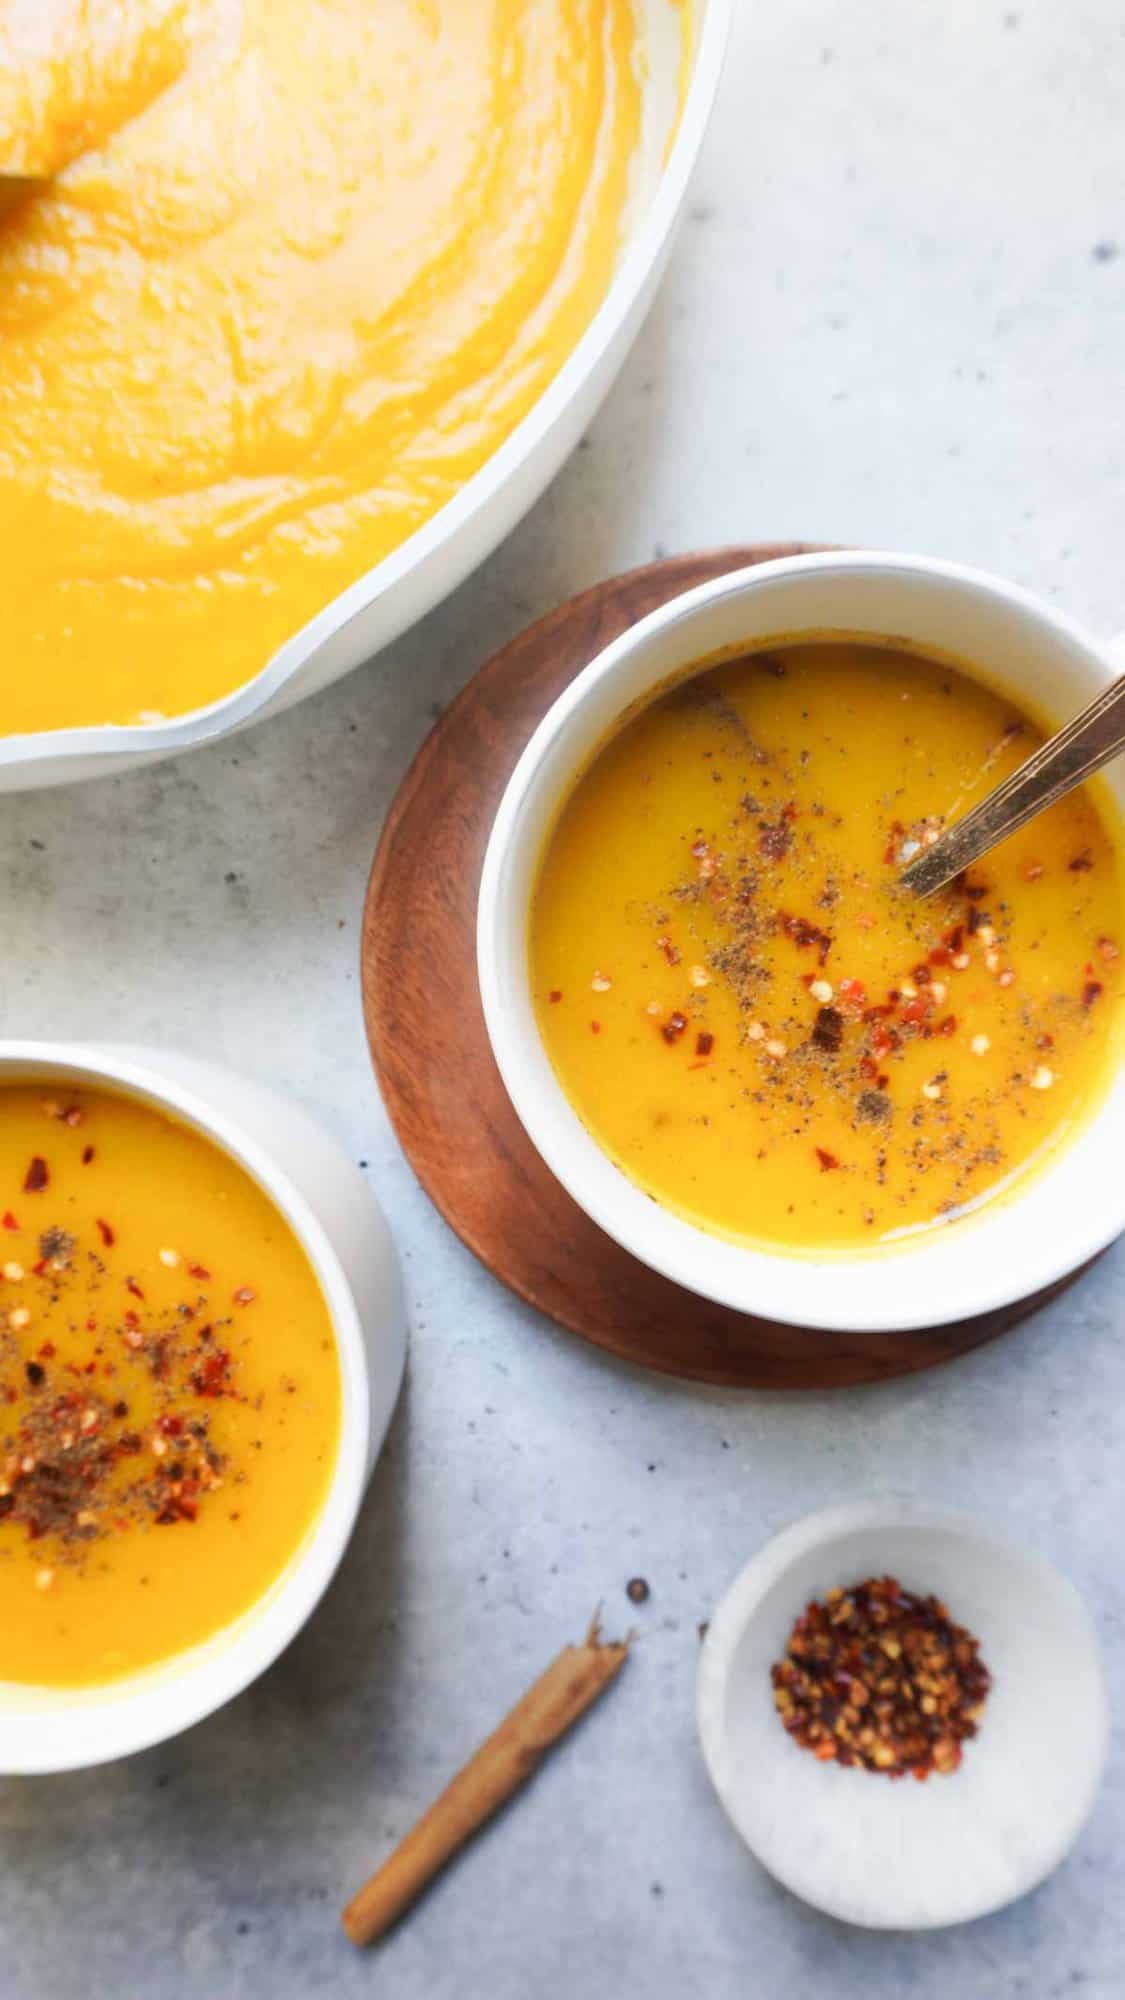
top-left (771, 1576), bottom-right (991, 1779)
top-left (23, 1158), bottom-right (49, 1194)
top-left (187, 1262), bottom-right (211, 1281)
top-left (95, 1218), bottom-right (115, 1247)
top-left (81, 1145), bottom-right (95, 1166)
top-left (656, 935), bottom-right (681, 966)
top-left (126, 1278), bottom-right (145, 1301)
top-left (779, 911), bottom-right (833, 963)
top-left (590, 1020), bottom-right (601, 1035)
top-left (695, 1031), bottom-right (714, 1058)
top-left (662, 1011), bottom-right (689, 1044)
top-left (814, 1147), bottom-right (841, 1172)
top-left (2, 1211), bottom-right (19, 1232)
top-left (548, 990), bottom-right (562, 1004)
top-left (1083, 980), bottom-right (1104, 1009)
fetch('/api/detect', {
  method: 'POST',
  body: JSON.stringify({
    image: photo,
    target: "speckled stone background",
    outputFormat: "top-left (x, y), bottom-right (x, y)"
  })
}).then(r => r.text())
top-left (2, 3), bottom-right (1124, 1994)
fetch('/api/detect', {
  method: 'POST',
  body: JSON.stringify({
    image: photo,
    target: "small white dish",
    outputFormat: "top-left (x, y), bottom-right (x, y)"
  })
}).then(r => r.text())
top-left (477, 548), bottom-right (1125, 1331)
top-left (696, 1500), bottom-right (1109, 1930)
top-left (0, 1040), bottom-right (406, 1774)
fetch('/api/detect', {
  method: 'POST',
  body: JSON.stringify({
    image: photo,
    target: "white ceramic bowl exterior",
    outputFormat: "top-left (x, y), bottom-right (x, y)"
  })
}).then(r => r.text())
top-left (0, 0), bottom-right (732, 792)
top-left (0, 1042), bottom-right (405, 1774)
top-left (696, 1501), bottom-right (1109, 1929)
top-left (477, 550), bottom-right (1125, 1331)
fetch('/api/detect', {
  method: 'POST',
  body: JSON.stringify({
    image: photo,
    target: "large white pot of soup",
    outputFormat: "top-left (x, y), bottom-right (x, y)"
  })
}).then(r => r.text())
top-left (0, 0), bottom-right (731, 791)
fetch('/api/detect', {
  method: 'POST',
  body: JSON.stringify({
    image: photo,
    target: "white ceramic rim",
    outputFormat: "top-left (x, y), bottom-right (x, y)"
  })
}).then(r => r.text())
top-left (0, 1041), bottom-right (370, 1774)
top-left (0, 0), bottom-right (733, 781)
top-left (477, 548), bottom-right (1125, 1332)
top-left (695, 1498), bottom-right (1109, 1928)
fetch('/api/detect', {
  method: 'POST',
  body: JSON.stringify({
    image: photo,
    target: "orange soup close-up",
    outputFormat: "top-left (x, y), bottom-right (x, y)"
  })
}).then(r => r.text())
top-left (0, 1082), bottom-right (341, 1687)
top-left (530, 639), bottom-right (1125, 1253)
top-left (0, 0), bottom-right (681, 735)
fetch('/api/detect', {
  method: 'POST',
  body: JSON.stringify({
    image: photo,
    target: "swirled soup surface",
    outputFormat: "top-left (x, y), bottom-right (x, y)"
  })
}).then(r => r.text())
top-left (0, 0), bottom-right (663, 732)
top-left (531, 641), bottom-right (1125, 1251)
top-left (0, 1084), bottom-right (340, 1686)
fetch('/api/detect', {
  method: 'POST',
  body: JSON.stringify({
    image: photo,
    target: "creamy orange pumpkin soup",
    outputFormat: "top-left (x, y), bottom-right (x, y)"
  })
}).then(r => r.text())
top-left (531, 640), bottom-right (1124, 1250)
top-left (0, 0), bottom-right (686, 735)
top-left (0, 1084), bottom-right (340, 1686)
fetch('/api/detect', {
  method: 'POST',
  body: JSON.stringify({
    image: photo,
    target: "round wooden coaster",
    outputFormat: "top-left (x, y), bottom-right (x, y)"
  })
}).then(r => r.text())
top-left (361, 546), bottom-right (1081, 1387)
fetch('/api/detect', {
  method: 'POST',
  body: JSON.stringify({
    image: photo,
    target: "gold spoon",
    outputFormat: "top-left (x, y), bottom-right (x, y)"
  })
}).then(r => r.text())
top-left (901, 670), bottom-right (1125, 898)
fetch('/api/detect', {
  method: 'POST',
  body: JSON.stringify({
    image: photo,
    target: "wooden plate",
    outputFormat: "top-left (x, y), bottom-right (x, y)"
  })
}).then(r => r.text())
top-left (361, 546), bottom-right (1080, 1387)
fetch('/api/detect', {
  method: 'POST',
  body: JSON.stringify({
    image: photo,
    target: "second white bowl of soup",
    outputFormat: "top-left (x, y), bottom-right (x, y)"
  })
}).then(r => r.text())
top-left (477, 551), bottom-right (1125, 1331)
top-left (0, 1042), bottom-right (404, 1773)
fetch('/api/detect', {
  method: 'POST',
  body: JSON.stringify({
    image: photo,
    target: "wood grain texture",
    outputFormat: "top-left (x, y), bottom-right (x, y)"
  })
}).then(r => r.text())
top-left (361, 546), bottom-right (1081, 1387)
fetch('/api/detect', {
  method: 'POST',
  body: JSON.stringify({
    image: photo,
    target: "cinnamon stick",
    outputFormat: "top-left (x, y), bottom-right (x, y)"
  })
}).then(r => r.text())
top-left (341, 1612), bottom-right (630, 1946)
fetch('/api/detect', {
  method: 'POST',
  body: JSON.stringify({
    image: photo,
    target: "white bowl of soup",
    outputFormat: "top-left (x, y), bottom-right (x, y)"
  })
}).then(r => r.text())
top-left (478, 551), bottom-right (1125, 1332)
top-left (0, 0), bottom-right (731, 791)
top-left (0, 1041), bottom-right (404, 1773)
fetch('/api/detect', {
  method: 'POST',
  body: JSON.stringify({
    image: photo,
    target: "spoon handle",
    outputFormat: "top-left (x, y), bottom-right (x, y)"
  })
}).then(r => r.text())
top-left (901, 670), bottom-right (1125, 897)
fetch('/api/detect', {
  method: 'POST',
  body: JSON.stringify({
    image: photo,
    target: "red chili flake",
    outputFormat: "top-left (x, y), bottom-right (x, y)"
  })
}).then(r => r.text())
top-left (836, 978), bottom-right (866, 1016)
top-left (126, 1278), bottom-right (145, 1301)
top-left (1097, 937), bottom-right (1120, 962)
top-left (158, 1414), bottom-right (183, 1436)
top-left (95, 1218), bottom-right (115, 1247)
top-left (233, 1286), bottom-right (256, 1306)
top-left (191, 1347), bottom-right (232, 1397)
top-left (31, 1258), bottom-right (47, 1277)
top-left (928, 945), bottom-right (952, 968)
top-left (38, 1341), bottom-right (55, 1358)
top-left (62, 1107), bottom-right (83, 1127)
top-left (23, 1158), bottom-right (49, 1193)
top-left (876, 1072), bottom-right (890, 1089)
top-left (695, 1031), bottom-right (714, 1058)
top-left (590, 1020), bottom-right (601, 1035)
top-left (944, 925), bottom-right (965, 953)
top-left (1068, 851), bottom-right (1093, 872)
top-left (900, 997), bottom-right (928, 1026)
top-left (662, 1012), bottom-right (689, 1044)
top-left (2, 1211), bottom-right (19, 1231)
top-left (124, 1310), bottom-right (140, 1330)
top-left (937, 1015), bottom-right (958, 1037)
top-left (1083, 980), bottom-right (1104, 1009)
top-left (187, 1262), bottom-right (211, 1281)
top-left (690, 838), bottom-right (709, 857)
top-left (548, 990), bottom-right (562, 1004)
top-left (81, 1145), bottom-right (95, 1165)
top-left (882, 818), bottom-right (905, 866)
top-left (656, 935), bottom-right (681, 966)
top-left (779, 912), bottom-right (833, 962)
top-left (814, 1148), bottom-right (841, 1172)
top-left (911, 963), bottom-right (933, 986)
top-left (858, 1055), bottom-right (877, 1081)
